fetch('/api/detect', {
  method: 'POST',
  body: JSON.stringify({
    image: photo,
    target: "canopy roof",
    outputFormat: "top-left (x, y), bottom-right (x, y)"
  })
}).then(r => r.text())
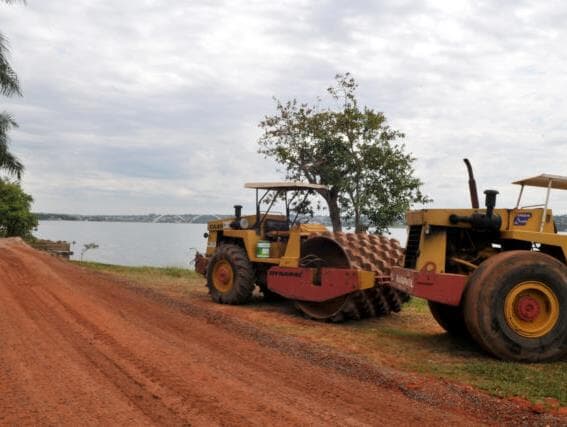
top-left (244, 181), bottom-right (329, 191)
top-left (512, 174), bottom-right (567, 190)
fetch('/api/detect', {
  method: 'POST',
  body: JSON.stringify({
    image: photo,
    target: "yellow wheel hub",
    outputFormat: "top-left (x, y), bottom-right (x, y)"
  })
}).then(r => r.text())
top-left (504, 281), bottom-right (560, 338)
top-left (212, 260), bottom-right (234, 293)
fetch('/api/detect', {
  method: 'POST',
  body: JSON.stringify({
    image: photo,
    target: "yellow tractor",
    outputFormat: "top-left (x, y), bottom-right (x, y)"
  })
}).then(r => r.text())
top-left (390, 160), bottom-right (567, 362)
top-left (195, 182), bottom-right (408, 321)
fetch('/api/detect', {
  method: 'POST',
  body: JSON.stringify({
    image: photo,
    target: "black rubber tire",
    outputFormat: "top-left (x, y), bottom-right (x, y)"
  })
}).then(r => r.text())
top-left (428, 301), bottom-right (469, 337)
top-left (463, 251), bottom-right (567, 362)
top-left (206, 244), bottom-right (255, 305)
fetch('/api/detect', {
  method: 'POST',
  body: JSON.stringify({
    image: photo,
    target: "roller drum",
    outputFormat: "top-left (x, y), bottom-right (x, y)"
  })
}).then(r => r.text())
top-left (296, 231), bottom-right (409, 322)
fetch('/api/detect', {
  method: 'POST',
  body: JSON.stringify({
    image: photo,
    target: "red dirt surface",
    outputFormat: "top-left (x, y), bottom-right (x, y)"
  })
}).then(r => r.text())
top-left (0, 238), bottom-right (564, 426)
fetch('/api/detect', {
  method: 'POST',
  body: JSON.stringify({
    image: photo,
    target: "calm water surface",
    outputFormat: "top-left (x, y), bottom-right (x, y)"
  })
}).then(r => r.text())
top-left (36, 221), bottom-right (208, 267)
top-left (36, 221), bottom-right (409, 267)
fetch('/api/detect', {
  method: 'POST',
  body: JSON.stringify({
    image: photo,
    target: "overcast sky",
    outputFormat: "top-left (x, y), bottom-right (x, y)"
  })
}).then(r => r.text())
top-left (3, 0), bottom-right (567, 215)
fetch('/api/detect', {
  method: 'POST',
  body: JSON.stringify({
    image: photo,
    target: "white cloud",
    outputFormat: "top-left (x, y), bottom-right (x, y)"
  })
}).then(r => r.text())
top-left (1, 0), bottom-right (566, 215)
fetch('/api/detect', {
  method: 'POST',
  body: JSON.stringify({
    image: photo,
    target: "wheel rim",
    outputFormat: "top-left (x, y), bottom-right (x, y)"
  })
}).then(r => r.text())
top-left (504, 281), bottom-right (560, 338)
top-left (212, 260), bottom-right (234, 293)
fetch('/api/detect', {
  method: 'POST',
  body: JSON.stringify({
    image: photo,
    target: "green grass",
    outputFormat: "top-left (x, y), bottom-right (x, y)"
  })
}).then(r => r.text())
top-left (79, 261), bottom-right (567, 407)
top-left (75, 261), bottom-right (205, 297)
top-left (462, 362), bottom-right (566, 404)
top-left (76, 261), bottom-right (198, 279)
top-left (410, 356), bottom-right (567, 405)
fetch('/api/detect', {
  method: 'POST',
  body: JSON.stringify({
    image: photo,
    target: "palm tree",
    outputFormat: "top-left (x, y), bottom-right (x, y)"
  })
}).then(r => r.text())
top-left (0, 0), bottom-right (25, 179)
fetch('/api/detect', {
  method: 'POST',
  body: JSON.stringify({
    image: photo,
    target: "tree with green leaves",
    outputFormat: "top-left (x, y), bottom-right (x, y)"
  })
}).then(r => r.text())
top-left (258, 73), bottom-right (429, 233)
top-left (0, 179), bottom-right (37, 238)
top-left (0, 0), bottom-right (25, 179)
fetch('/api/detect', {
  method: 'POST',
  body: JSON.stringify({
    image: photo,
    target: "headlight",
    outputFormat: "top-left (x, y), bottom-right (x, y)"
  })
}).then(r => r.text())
top-left (239, 218), bottom-right (249, 229)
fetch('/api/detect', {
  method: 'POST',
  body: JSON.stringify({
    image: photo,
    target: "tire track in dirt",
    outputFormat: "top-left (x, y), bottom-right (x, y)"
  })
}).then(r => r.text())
top-left (0, 249), bottom-right (164, 424)
top-left (0, 238), bottom-right (564, 426)
top-left (0, 243), bottom-right (253, 425)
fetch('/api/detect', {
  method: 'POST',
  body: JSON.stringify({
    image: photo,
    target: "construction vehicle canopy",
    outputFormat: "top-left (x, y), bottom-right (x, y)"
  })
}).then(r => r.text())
top-left (513, 174), bottom-right (567, 232)
top-left (512, 174), bottom-right (567, 190)
top-left (242, 181), bottom-right (328, 231)
top-left (244, 181), bottom-right (330, 190)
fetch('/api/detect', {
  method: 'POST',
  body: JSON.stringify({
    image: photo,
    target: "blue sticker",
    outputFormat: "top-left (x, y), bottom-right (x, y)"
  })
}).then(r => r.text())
top-left (514, 212), bottom-right (532, 226)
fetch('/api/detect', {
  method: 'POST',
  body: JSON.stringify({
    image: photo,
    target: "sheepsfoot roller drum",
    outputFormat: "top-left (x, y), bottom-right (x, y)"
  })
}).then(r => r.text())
top-left (269, 232), bottom-right (408, 322)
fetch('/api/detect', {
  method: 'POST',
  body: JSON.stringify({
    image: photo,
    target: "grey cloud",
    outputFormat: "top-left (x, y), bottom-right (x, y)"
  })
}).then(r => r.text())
top-left (2, 0), bottom-right (566, 215)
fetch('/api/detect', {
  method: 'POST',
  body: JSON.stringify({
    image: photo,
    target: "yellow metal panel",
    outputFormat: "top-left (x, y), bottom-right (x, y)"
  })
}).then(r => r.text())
top-left (500, 230), bottom-right (567, 259)
top-left (507, 209), bottom-right (555, 233)
top-left (417, 228), bottom-right (447, 273)
top-left (279, 226), bottom-right (327, 267)
top-left (208, 220), bottom-right (227, 232)
top-left (251, 257), bottom-right (282, 264)
top-left (221, 230), bottom-right (283, 264)
top-left (406, 210), bottom-right (424, 225)
top-left (205, 231), bottom-right (218, 256)
top-left (223, 229), bottom-right (261, 261)
top-left (221, 223), bottom-right (316, 267)
top-left (280, 229), bottom-right (302, 267)
top-left (279, 259), bottom-right (299, 267)
top-left (406, 208), bottom-right (556, 234)
top-left (269, 241), bottom-right (286, 258)
top-left (298, 223), bottom-right (327, 233)
top-left (357, 270), bottom-right (375, 290)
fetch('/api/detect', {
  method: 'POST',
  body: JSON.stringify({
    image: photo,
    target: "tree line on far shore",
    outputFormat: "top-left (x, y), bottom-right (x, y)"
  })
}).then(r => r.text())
top-left (33, 212), bottom-right (567, 232)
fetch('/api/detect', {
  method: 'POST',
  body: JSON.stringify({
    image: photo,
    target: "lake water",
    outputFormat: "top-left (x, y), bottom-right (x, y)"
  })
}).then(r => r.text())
top-left (35, 221), bottom-right (409, 268)
top-left (36, 221), bottom-right (209, 267)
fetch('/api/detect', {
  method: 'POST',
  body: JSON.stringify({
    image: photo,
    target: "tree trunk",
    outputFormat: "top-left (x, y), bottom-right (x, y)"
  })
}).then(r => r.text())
top-left (327, 188), bottom-right (342, 232)
top-left (317, 187), bottom-right (342, 232)
top-left (354, 209), bottom-right (361, 233)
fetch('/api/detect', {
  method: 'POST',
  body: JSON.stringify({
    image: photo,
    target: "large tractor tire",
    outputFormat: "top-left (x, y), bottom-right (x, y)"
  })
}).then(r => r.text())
top-left (206, 244), bottom-right (255, 305)
top-left (295, 231), bottom-right (409, 322)
top-left (428, 301), bottom-right (469, 337)
top-left (463, 251), bottom-right (567, 362)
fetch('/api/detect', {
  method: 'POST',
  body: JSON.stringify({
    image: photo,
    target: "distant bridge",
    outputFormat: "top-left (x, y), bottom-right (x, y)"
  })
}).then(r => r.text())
top-left (151, 214), bottom-right (187, 223)
top-left (151, 214), bottom-right (223, 223)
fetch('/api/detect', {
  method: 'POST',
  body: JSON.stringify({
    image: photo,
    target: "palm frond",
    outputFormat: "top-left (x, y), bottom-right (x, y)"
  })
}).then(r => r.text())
top-left (0, 0), bottom-right (25, 179)
top-left (0, 111), bottom-right (23, 179)
top-left (0, 148), bottom-right (23, 179)
top-left (0, 34), bottom-right (21, 96)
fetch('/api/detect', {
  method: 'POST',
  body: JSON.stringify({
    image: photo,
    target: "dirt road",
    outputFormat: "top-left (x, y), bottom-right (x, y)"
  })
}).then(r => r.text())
top-left (0, 238), bottom-right (562, 425)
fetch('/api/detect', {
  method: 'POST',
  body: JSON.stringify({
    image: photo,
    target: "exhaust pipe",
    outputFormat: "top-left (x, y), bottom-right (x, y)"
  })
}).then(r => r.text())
top-left (463, 158), bottom-right (479, 209)
top-left (234, 204), bottom-right (242, 221)
top-left (230, 204), bottom-right (243, 229)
